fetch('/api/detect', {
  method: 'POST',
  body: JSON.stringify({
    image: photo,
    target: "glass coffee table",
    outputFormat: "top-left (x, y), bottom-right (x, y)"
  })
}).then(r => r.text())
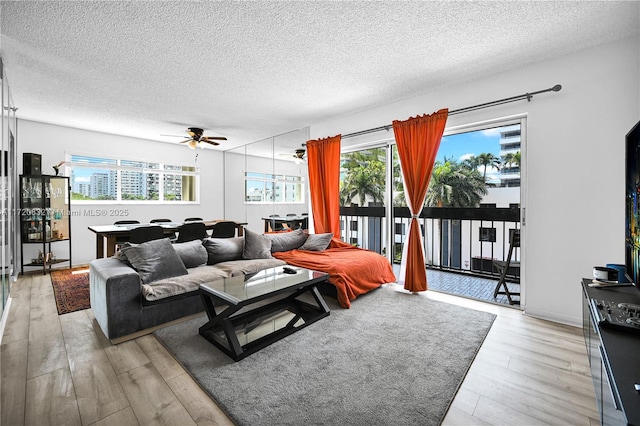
top-left (199, 265), bottom-right (330, 361)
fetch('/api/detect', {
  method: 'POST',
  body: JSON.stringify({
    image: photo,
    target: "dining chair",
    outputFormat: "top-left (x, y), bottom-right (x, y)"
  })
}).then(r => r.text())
top-left (176, 222), bottom-right (208, 243)
top-left (113, 220), bottom-right (141, 249)
top-left (211, 221), bottom-right (237, 238)
top-left (150, 218), bottom-right (176, 239)
top-left (129, 226), bottom-right (165, 244)
top-left (184, 217), bottom-right (203, 222)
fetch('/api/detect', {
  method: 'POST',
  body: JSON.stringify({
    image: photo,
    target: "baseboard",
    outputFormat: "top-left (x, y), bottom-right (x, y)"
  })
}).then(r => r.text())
top-left (109, 312), bottom-right (205, 345)
top-left (523, 306), bottom-right (581, 328)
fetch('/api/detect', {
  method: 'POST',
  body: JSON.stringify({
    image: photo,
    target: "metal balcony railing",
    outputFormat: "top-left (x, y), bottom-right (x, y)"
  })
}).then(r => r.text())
top-left (339, 205), bottom-right (521, 282)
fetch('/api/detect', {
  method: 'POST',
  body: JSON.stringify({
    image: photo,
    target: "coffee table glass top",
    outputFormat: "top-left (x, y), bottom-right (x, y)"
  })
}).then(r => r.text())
top-left (200, 266), bottom-right (328, 304)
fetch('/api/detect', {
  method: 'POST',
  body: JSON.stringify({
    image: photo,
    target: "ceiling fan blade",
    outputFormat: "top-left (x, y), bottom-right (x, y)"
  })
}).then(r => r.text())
top-left (179, 139), bottom-right (192, 144)
top-left (160, 134), bottom-right (187, 138)
top-left (202, 140), bottom-right (220, 146)
top-left (202, 136), bottom-right (227, 141)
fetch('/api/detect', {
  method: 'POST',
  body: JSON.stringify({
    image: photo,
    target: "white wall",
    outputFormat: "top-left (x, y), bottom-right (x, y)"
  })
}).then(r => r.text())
top-left (310, 36), bottom-right (640, 326)
top-left (17, 120), bottom-right (225, 266)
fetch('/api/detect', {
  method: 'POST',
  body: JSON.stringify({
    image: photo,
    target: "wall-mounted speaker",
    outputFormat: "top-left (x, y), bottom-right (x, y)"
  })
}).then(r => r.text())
top-left (23, 153), bottom-right (42, 176)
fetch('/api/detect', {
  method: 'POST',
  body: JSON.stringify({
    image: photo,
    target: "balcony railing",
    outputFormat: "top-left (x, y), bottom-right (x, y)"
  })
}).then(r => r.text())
top-left (339, 205), bottom-right (520, 281)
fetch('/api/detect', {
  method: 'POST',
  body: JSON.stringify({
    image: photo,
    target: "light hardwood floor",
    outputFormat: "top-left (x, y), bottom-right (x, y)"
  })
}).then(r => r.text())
top-left (0, 274), bottom-right (598, 425)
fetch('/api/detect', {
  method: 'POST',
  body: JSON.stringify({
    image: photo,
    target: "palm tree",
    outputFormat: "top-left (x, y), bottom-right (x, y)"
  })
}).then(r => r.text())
top-left (424, 159), bottom-right (488, 207)
top-left (340, 149), bottom-right (386, 206)
top-left (502, 151), bottom-right (521, 170)
top-left (475, 152), bottom-right (502, 181)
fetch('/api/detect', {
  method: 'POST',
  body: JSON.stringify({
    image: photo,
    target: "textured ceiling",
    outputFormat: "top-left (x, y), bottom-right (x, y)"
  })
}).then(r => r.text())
top-left (1, 1), bottom-right (638, 152)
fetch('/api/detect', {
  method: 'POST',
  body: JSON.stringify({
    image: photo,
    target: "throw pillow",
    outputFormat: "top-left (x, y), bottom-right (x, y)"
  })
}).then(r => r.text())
top-left (120, 238), bottom-right (188, 284)
top-left (172, 239), bottom-right (208, 268)
top-left (202, 237), bottom-right (244, 265)
top-left (264, 228), bottom-right (308, 252)
top-left (243, 228), bottom-right (273, 259)
top-left (300, 233), bottom-right (334, 251)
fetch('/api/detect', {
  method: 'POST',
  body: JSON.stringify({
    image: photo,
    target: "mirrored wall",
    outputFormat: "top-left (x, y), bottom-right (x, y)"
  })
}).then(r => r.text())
top-left (1, 56), bottom-right (18, 321)
top-left (224, 127), bottom-right (310, 235)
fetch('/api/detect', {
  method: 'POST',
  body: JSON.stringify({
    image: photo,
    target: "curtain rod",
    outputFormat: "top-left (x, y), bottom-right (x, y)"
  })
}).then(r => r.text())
top-left (341, 84), bottom-right (562, 139)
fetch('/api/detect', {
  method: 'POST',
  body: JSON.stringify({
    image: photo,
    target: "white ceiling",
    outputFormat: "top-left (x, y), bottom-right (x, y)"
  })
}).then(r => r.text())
top-left (1, 1), bottom-right (638, 152)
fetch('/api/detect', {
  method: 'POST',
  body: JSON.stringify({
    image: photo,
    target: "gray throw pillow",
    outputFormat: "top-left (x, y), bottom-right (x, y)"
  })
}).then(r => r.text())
top-left (172, 240), bottom-right (208, 268)
top-left (120, 238), bottom-right (188, 284)
top-left (202, 237), bottom-right (244, 265)
top-left (264, 229), bottom-right (308, 253)
top-left (243, 228), bottom-right (273, 259)
top-left (300, 233), bottom-right (334, 251)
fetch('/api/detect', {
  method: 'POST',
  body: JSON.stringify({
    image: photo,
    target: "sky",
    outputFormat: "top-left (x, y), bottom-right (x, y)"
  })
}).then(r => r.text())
top-left (437, 124), bottom-right (519, 184)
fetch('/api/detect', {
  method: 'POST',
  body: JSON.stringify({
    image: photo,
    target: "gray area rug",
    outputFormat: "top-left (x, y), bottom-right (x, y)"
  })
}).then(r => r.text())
top-left (154, 285), bottom-right (496, 425)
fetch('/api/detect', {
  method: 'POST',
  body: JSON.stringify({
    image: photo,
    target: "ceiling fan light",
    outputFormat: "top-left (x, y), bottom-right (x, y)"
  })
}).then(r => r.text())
top-left (188, 140), bottom-right (198, 149)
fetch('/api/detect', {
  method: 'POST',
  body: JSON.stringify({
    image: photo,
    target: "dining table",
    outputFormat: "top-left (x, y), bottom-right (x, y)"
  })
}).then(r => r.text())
top-left (88, 220), bottom-right (246, 258)
top-left (261, 215), bottom-right (308, 232)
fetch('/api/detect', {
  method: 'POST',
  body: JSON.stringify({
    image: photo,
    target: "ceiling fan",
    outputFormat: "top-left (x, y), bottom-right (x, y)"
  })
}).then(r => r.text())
top-left (162, 127), bottom-right (227, 149)
top-left (280, 145), bottom-right (306, 164)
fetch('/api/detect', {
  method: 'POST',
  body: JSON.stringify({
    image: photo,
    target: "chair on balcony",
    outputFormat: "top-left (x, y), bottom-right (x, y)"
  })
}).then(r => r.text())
top-left (129, 225), bottom-right (165, 244)
top-left (211, 221), bottom-right (237, 238)
top-left (176, 222), bottom-right (207, 243)
top-left (492, 229), bottom-right (521, 305)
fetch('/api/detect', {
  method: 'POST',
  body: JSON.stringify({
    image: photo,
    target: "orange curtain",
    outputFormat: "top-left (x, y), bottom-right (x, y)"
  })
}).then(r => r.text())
top-left (306, 135), bottom-right (342, 238)
top-left (393, 109), bottom-right (448, 292)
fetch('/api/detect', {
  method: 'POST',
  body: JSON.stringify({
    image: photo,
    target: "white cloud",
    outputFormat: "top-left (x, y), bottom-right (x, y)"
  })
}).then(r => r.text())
top-left (75, 176), bottom-right (90, 183)
top-left (459, 153), bottom-right (475, 162)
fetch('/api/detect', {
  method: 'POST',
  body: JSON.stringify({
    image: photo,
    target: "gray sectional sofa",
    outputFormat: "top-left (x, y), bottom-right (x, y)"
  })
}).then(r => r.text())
top-left (90, 230), bottom-right (289, 342)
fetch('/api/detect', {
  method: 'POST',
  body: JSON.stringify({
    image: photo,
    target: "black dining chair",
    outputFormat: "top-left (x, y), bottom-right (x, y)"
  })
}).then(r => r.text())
top-left (211, 221), bottom-right (237, 238)
top-left (114, 220), bottom-right (140, 225)
top-left (113, 220), bottom-right (141, 249)
top-left (150, 218), bottom-right (176, 239)
top-left (129, 226), bottom-right (165, 244)
top-left (176, 222), bottom-right (208, 243)
top-left (184, 217), bottom-right (203, 222)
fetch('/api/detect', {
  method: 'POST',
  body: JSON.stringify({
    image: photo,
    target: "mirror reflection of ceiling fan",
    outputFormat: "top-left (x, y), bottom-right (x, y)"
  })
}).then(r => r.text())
top-left (162, 127), bottom-right (227, 149)
top-left (279, 145), bottom-right (307, 164)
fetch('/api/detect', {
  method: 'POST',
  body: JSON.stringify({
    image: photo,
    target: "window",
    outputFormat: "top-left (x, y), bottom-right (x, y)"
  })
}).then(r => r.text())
top-left (244, 172), bottom-right (304, 204)
top-left (68, 155), bottom-right (198, 203)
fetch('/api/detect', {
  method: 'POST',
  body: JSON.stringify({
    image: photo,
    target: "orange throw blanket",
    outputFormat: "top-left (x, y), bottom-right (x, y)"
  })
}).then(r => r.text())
top-left (273, 239), bottom-right (397, 308)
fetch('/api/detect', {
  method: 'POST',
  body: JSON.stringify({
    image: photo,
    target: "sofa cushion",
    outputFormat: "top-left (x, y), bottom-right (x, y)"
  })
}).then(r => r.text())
top-left (243, 228), bottom-right (273, 259)
top-left (203, 237), bottom-right (243, 265)
top-left (120, 238), bottom-right (188, 284)
top-left (141, 258), bottom-right (286, 301)
top-left (264, 228), bottom-right (308, 253)
top-left (172, 240), bottom-right (208, 268)
top-left (300, 233), bottom-right (334, 251)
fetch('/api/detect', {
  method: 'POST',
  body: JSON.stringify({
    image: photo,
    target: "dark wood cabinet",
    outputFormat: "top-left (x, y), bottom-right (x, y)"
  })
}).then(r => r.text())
top-left (582, 279), bottom-right (640, 425)
top-left (20, 175), bottom-right (72, 274)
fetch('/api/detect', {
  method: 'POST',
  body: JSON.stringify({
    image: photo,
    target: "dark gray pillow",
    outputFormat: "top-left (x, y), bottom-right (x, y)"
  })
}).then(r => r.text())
top-left (120, 238), bottom-right (188, 283)
top-left (243, 228), bottom-right (273, 259)
top-left (203, 237), bottom-right (244, 265)
top-left (172, 240), bottom-right (208, 268)
top-left (299, 233), bottom-right (334, 251)
top-left (264, 229), bottom-right (308, 253)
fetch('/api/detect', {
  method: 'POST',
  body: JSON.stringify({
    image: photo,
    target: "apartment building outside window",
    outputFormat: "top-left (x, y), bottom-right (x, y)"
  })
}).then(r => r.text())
top-left (67, 155), bottom-right (199, 203)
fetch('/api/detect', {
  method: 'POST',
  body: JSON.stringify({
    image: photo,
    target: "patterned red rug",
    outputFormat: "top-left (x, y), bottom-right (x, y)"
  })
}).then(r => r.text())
top-left (50, 267), bottom-right (91, 315)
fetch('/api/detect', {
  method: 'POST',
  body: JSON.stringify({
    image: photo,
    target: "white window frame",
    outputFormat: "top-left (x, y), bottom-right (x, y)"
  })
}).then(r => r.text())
top-left (244, 172), bottom-right (305, 205)
top-left (66, 153), bottom-right (200, 204)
